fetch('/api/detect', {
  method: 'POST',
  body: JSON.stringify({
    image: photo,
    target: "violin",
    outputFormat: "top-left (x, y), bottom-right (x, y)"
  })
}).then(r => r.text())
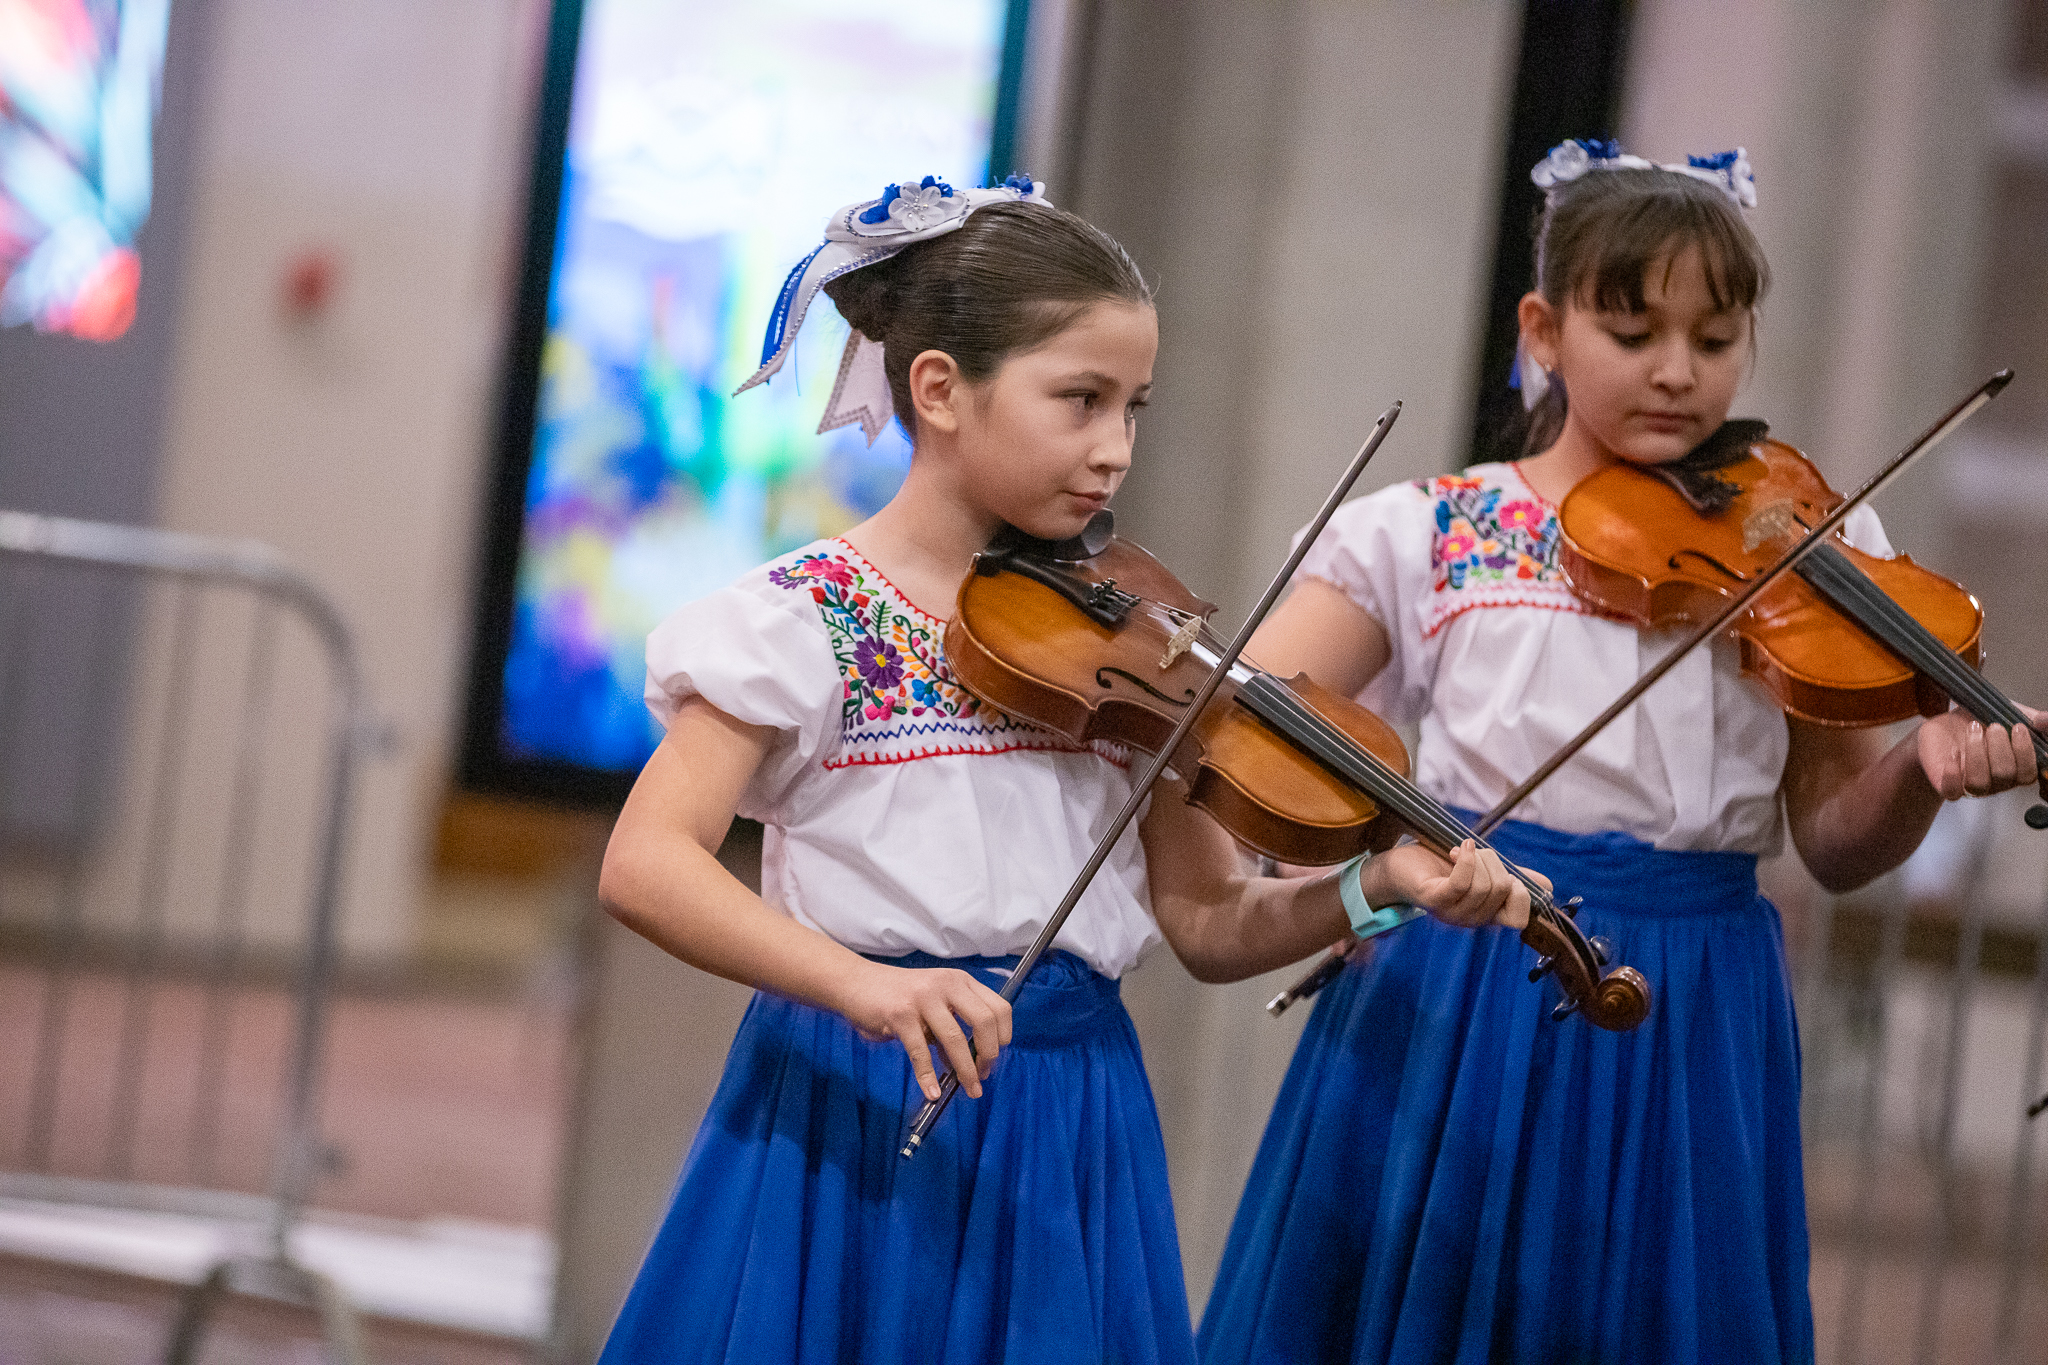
top-left (943, 523), bottom-right (1653, 1032)
top-left (1556, 423), bottom-right (2048, 821)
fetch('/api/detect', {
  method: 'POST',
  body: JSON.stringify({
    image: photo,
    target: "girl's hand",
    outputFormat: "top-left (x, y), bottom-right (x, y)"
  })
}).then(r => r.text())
top-left (833, 963), bottom-right (1014, 1101)
top-left (1365, 840), bottom-right (1545, 931)
top-left (1916, 704), bottom-right (2043, 801)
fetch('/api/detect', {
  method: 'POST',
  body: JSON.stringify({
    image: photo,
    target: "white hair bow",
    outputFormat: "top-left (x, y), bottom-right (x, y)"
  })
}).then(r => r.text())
top-left (735, 174), bottom-right (1052, 444)
top-left (1531, 139), bottom-right (1757, 210)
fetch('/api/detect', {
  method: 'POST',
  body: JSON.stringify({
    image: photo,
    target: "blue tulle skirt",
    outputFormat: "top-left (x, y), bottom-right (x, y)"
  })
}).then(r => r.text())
top-left (1198, 815), bottom-right (1812, 1365)
top-left (600, 949), bottom-right (1196, 1365)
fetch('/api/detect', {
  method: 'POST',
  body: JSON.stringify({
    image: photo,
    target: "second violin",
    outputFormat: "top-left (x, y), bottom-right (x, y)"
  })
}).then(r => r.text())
top-left (1556, 419), bottom-right (2048, 822)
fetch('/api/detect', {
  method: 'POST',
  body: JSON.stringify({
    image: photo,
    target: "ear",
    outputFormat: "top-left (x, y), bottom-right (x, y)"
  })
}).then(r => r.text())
top-left (1516, 292), bottom-right (1560, 373)
top-left (907, 349), bottom-right (965, 436)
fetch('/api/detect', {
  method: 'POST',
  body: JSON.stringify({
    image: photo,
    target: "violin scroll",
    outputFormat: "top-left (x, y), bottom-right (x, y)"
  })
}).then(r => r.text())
top-left (1590, 966), bottom-right (1653, 1032)
top-left (1519, 904), bottom-right (1652, 1032)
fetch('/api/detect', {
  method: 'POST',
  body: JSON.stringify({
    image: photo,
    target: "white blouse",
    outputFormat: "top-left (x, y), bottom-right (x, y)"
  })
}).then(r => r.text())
top-left (1290, 462), bottom-right (1892, 856)
top-left (643, 538), bottom-right (1160, 979)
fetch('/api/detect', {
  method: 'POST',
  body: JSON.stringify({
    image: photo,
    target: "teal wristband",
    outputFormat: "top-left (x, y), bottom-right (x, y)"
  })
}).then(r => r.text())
top-left (1337, 854), bottom-right (1425, 940)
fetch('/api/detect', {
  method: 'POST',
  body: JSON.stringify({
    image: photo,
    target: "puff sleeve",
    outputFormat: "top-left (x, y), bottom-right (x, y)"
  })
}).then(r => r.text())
top-left (644, 582), bottom-right (842, 821)
top-left (1290, 480), bottom-right (1440, 727)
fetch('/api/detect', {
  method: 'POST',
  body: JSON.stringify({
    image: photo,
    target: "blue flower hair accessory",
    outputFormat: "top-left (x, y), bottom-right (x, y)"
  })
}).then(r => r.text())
top-left (1531, 138), bottom-right (1757, 210)
top-left (735, 173), bottom-right (1052, 443)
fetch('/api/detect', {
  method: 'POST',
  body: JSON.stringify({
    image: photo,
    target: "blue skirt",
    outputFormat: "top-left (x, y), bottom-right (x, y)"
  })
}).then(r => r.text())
top-left (1198, 815), bottom-right (1812, 1365)
top-left (600, 949), bottom-right (1196, 1365)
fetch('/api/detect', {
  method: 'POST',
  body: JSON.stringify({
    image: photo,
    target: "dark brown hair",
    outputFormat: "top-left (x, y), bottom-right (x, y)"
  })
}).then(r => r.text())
top-left (1519, 167), bottom-right (1770, 456)
top-left (821, 201), bottom-right (1152, 439)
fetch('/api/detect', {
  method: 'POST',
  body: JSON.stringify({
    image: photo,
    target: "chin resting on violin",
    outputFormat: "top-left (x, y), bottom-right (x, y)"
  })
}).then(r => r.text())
top-left (1198, 144), bottom-right (2040, 1365)
top-left (1506, 257), bottom-right (2041, 894)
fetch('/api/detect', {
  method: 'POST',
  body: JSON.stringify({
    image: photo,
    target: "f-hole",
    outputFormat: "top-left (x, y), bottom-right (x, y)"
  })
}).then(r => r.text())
top-left (1670, 548), bottom-right (1751, 583)
top-left (1096, 667), bottom-right (1196, 707)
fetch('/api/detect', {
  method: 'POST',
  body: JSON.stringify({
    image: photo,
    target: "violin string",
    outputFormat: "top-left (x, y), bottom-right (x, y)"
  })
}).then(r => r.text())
top-left (1800, 546), bottom-right (2044, 759)
top-left (1169, 608), bottom-right (1436, 833)
top-left (1180, 613), bottom-right (1555, 896)
top-left (1154, 604), bottom-right (1561, 920)
top-left (1790, 544), bottom-right (1987, 709)
top-left (1798, 547), bottom-right (1993, 708)
top-left (1235, 671), bottom-right (1559, 916)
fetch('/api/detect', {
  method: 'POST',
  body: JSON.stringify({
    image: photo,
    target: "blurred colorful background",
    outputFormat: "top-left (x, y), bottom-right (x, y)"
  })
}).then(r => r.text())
top-left (0, 0), bottom-right (169, 342)
top-left (502, 0), bottom-right (1010, 771)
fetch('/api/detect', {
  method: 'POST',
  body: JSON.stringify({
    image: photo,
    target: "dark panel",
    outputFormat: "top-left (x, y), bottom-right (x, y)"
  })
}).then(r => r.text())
top-left (455, 0), bottom-right (602, 804)
top-left (0, 0), bottom-right (212, 854)
top-left (1465, 0), bottom-right (1633, 467)
top-left (2011, 0), bottom-right (2048, 81)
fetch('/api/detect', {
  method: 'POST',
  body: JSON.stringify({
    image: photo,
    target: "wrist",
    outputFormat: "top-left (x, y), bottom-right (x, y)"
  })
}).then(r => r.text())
top-left (1353, 854), bottom-right (1396, 909)
top-left (812, 948), bottom-right (885, 1022)
top-left (1338, 853), bottom-right (1424, 941)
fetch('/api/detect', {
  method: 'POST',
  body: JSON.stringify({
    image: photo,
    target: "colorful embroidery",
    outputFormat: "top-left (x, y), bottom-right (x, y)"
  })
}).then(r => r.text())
top-left (1417, 465), bottom-right (1590, 638)
top-left (769, 543), bottom-right (1123, 769)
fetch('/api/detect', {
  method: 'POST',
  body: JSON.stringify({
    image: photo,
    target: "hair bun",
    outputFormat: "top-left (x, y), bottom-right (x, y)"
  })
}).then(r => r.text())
top-left (821, 259), bottom-right (901, 342)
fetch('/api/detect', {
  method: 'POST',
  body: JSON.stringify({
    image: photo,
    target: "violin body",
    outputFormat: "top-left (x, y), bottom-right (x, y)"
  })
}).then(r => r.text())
top-left (946, 526), bottom-right (1651, 1032)
top-left (947, 536), bottom-right (1411, 866)
top-left (1558, 437), bottom-right (1984, 727)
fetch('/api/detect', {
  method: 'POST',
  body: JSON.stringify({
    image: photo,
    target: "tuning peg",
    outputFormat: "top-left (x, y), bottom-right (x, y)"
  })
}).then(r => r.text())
top-left (2025, 804), bottom-right (2048, 830)
top-left (1528, 956), bottom-right (1555, 983)
top-left (1563, 896), bottom-right (1583, 919)
top-left (1551, 998), bottom-right (1578, 1021)
top-left (1588, 936), bottom-right (1613, 966)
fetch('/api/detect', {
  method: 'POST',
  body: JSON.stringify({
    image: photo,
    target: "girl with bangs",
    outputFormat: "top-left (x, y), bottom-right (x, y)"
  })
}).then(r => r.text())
top-left (1198, 143), bottom-right (2042, 1365)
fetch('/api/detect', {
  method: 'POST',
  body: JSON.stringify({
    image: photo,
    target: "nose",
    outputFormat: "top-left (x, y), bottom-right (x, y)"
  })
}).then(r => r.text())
top-left (1092, 414), bottom-right (1135, 475)
top-left (1649, 336), bottom-right (1695, 394)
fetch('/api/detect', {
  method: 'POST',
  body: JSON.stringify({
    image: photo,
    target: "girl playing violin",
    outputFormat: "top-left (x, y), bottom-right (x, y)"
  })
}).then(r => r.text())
top-left (594, 177), bottom-right (1533, 1365)
top-left (1198, 142), bottom-right (2043, 1365)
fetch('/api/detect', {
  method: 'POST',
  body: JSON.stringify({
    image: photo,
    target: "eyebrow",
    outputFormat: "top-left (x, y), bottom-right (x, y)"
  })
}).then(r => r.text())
top-left (1056, 370), bottom-right (1155, 392)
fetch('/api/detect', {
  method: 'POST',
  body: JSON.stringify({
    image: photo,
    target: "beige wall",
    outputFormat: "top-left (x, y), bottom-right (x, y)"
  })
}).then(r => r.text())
top-left (1062, 0), bottom-right (1522, 1308)
top-left (138, 0), bottom-right (542, 959)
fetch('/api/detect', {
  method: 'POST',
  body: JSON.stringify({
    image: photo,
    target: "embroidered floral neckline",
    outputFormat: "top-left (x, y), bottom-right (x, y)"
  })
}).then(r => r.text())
top-left (829, 537), bottom-right (950, 623)
top-left (1416, 463), bottom-right (1590, 637)
top-left (765, 540), bottom-right (1120, 769)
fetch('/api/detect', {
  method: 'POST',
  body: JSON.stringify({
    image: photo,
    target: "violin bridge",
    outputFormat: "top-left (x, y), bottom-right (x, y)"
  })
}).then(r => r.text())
top-left (1742, 499), bottom-right (1797, 553)
top-left (1160, 614), bottom-right (1202, 670)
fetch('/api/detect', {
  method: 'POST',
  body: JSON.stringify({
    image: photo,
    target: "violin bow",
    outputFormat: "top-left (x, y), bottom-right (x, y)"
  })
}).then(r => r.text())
top-left (898, 401), bottom-right (1404, 1159)
top-left (1268, 369), bottom-right (2013, 1018)
top-left (1475, 368), bottom-right (2010, 835)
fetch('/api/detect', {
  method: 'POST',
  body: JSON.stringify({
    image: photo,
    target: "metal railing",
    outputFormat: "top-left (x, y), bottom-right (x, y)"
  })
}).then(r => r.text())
top-left (0, 508), bottom-right (379, 1363)
top-left (1797, 792), bottom-right (2048, 1364)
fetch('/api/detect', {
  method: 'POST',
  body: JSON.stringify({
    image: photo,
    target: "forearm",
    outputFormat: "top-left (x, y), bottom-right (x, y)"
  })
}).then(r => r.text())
top-left (599, 827), bottom-right (876, 1013)
top-left (1789, 726), bottom-right (1941, 893)
top-left (1137, 775), bottom-right (1349, 981)
top-left (1150, 860), bottom-right (1353, 984)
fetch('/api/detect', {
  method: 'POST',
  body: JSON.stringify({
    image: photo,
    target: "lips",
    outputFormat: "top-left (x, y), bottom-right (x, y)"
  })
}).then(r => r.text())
top-left (1066, 490), bottom-right (1112, 508)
